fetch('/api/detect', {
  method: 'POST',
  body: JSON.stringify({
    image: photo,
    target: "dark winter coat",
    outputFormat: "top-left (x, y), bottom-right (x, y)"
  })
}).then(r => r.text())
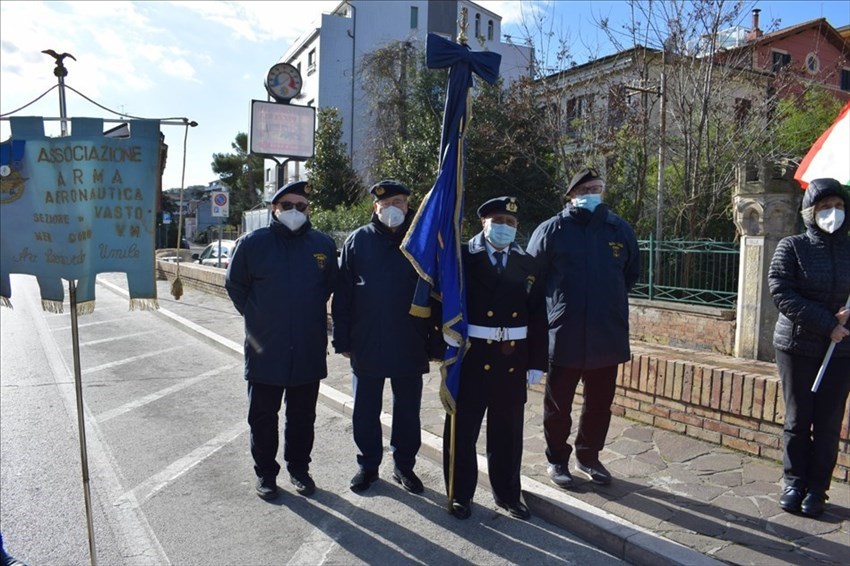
top-left (225, 218), bottom-right (338, 386)
top-left (460, 233), bottom-right (548, 407)
top-left (526, 203), bottom-right (640, 370)
top-left (768, 178), bottom-right (850, 359)
top-left (331, 213), bottom-right (442, 379)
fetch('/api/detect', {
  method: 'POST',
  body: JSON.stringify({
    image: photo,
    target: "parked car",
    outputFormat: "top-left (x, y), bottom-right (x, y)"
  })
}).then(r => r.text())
top-left (193, 239), bottom-right (236, 268)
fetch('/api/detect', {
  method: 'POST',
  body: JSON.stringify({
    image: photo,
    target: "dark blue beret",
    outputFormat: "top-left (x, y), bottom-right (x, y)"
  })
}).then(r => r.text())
top-left (567, 168), bottom-right (602, 194)
top-left (370, 179), bottom-right (411, 201)
top-left (477, 196), bottom-right (519, 218)
top-left (272, 180), bottom-right (311, 204)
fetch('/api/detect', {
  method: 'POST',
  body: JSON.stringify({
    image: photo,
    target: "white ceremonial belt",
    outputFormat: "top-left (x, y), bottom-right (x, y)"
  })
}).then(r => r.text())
top-left (467, 325), bottom-right (527, 342)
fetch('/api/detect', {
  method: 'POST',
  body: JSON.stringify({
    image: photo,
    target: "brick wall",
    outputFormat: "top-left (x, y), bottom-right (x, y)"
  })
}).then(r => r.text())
top-left (629, 298), bottom-right (737, 355)
top-left (604, 344), bottom-right (850, 483)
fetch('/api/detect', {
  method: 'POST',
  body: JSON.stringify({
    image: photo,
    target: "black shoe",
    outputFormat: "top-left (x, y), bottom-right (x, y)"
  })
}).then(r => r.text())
top-left (451, 499), bottom-right (472, 520)
top-left (801, 491), bottom-right (827, 518)
top-left (495, 498), bottom-right (531, 520)
top-left (779, 486), bottom-right (804, 513)
top-left (392, 467), bottom-right (424, 494)
top-left (350, 468), bottom-right (379, 492)
top-left (576, 460), bottom-right (612, 485)
top-left (255, 476), bottom-right (279, 500)
top-left (547, 463), bottom-right (574, 488)
top-left (289, 471), bottom-right (316, 496)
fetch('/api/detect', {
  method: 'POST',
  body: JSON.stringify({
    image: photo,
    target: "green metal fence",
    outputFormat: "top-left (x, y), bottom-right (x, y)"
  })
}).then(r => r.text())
top-left (630, 236), bottom-right (739, 308)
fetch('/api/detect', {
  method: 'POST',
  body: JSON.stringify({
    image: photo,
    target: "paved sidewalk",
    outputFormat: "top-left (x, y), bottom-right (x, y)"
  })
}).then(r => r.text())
top-left (102, 274), bottom-right (849, 565)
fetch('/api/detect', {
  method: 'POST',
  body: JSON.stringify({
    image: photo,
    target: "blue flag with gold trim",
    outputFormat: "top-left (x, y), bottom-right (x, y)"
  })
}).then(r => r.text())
top-left (401, 33), bottom-right (500, 414)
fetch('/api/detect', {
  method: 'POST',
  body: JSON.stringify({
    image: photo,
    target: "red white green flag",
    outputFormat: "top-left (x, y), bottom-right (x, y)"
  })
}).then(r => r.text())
top-left (794, 101), bottom-right (850, 189)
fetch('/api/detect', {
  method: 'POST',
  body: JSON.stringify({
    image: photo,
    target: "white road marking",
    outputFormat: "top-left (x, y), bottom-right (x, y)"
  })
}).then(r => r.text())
top-left (119, 420), bottom-right (247, 506)
top-left (80, 330), bottom-right (158, 347)
top-left (84, 346), bottom-right (183, 374)
top-left (96, 364), bottom-right (240, 423)
top-left (98, 278), bottom-right (243, 353)
top-left (54, 317), bottom-right (134, 331)
top-left (23, 281), bottom-right (171, 565)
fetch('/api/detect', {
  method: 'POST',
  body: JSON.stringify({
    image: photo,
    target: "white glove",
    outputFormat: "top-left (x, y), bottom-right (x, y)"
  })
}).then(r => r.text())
top-left (527, 370), bottom-right (543, 385)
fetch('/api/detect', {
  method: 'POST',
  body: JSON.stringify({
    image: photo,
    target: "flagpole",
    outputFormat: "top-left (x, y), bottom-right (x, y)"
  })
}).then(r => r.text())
top-left (445, 8), bottom-right (472, 514)
top-left (45, 49), bottom-right (98, 566)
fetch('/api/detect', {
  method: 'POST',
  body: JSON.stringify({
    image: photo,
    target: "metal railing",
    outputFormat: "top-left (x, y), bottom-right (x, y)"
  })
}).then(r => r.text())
top-left (630, 236), bottom-right (739, 308)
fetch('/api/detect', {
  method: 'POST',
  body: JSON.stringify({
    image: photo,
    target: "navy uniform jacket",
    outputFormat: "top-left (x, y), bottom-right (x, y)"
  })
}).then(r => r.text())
top-left (332, 213), bottom-right (442, 379)
top-left (461, 233), bottom-right (548, 407)
top-left (526, 204), bottom-right (640, 370)
top-left (225, 219), bottom-right (338, 387)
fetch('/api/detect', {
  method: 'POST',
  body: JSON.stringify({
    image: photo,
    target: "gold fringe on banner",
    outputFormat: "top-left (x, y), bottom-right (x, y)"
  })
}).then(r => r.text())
top-left (76, 301), bottom-right (95, 316)
top-left (42, 299), bottom-right (64, 313)
top-left (129, 298), bottom-right (159, 311)
top-left (0, 297), bottom-right (12, 309)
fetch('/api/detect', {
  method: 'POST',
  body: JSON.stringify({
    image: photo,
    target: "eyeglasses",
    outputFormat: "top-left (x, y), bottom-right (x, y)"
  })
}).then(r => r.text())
top-left (571, 184), bottom-right (605, 196)
top-left (279, 201), bottom-right (308, 212)
top-left (377, 197), bottom-right (408, 209)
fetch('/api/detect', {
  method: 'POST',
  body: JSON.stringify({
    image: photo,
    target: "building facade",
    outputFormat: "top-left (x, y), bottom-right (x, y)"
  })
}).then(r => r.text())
top-left (265, 0), bottom-right (533, 199)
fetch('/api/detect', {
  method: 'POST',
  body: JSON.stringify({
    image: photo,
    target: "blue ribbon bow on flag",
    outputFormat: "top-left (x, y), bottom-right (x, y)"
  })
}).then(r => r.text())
top-left (401, 33), bottom-right (501, 414)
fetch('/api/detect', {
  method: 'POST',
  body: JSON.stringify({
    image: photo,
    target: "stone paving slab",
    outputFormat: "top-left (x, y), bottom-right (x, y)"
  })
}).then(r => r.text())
top-left (102, 274), bottom-right (850, 565)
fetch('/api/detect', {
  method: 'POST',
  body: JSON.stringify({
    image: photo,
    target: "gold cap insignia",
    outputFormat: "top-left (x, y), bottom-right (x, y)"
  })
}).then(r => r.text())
top-left (375, 186), bottom-right (385, 196)
top-left (506, 200), bottom-right (518, 213)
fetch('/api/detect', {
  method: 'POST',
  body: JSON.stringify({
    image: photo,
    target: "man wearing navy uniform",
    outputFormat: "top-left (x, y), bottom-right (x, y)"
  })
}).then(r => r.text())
top-left (332, 180), bottom-right (443, 494)
top-left (225, 180), bottom-right (338, 500)
top-left (445, 196), bottom-right (547, 520)
top-left (526, 168), bottom-right (639, 488)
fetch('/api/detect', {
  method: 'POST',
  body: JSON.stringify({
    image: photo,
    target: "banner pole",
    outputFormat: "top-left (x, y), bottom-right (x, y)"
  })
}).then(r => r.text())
top-left (48, 49), bottom-right (98, 566)
top-left (447, 411), bottom-right (456, 512)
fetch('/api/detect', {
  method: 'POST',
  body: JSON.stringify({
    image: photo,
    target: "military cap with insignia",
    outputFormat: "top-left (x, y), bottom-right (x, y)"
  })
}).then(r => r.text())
top-left (477, 196), bottom-right (519, 218)
top-left (370, 179), bottom-right (411, 201)
top-left (566, 167), bottom-right (602, 194)
top-left (271, 180), bottom-right (311, 204)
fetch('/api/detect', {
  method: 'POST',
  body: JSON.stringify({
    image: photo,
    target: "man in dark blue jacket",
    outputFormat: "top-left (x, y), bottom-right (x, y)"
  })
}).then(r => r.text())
top-left (332, 180), bottom-right (442, 494)
top-left (526, 168), bottom-right (639, 488)
top-left (225, 180), bottom-right (338, 500)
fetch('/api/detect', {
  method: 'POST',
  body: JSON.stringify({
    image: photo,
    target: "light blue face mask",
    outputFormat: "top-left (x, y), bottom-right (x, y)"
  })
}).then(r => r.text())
top-left (484, 221), bottom-right (517, 249)
top-left (572, 193), bottom-right (602, 212)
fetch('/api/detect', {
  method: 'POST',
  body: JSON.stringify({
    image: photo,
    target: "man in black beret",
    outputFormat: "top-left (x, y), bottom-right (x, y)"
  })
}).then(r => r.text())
top-left (526, 168), bottom-right (639, 489)
top-left (444, 196), bottom-right (547, 520)
top-left (332, 179), bottom-right (443, 494)
top-left (225, 179), bottom-right (338, 500)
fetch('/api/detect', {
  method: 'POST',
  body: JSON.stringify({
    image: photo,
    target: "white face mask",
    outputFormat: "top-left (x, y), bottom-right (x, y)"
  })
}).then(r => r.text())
top-left (276, 209), bottom-right (307, 231)
top-left (815, 207), bottom-right (845, 234)
top-left (377, 205), bottom-right (405, 228)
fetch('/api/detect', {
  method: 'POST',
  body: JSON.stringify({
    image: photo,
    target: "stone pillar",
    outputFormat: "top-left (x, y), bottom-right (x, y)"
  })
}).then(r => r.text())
top-left (733, 162), bottom-right (801, 362)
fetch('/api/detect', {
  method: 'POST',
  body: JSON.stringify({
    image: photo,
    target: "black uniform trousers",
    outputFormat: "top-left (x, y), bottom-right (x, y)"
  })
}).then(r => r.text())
top-left (544, 364), bottom-right (618, 467)
top-left (247, 380), bottom-right (320, 480)
top-left (443, 355), bottom-right (525, 504)
top-left (776, 350), bottom-right (850, 493)
top-left (352, 373), bottom-right (423, 472)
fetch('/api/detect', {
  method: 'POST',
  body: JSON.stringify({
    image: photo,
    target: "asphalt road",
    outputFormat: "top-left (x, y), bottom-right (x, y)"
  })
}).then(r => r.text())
top-left (1, 274), bottom-right (623, 566)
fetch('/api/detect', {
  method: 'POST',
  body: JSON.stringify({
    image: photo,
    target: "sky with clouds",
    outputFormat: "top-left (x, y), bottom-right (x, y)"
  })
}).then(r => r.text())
top-left (1, 1), bottom-right (847, 191)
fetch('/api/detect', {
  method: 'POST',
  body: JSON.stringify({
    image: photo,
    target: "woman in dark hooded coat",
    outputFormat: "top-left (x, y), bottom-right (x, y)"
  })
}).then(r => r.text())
top-left (768, 178), bottom-right (850, 518)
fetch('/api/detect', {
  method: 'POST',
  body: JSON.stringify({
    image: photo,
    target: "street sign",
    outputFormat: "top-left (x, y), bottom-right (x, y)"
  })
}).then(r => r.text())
top-left (211, 191), bottom-right (229, 218)
top-left (249, 100), bottom-right (315, 159)
top-left (162, 211), bottom-right (172, 224)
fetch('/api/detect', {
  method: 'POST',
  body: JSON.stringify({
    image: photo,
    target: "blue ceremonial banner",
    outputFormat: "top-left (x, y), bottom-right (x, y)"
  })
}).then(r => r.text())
top-left (0, 117), bottom-right (161, 313)
top-left (401, 33), bottom-right (501, 414)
